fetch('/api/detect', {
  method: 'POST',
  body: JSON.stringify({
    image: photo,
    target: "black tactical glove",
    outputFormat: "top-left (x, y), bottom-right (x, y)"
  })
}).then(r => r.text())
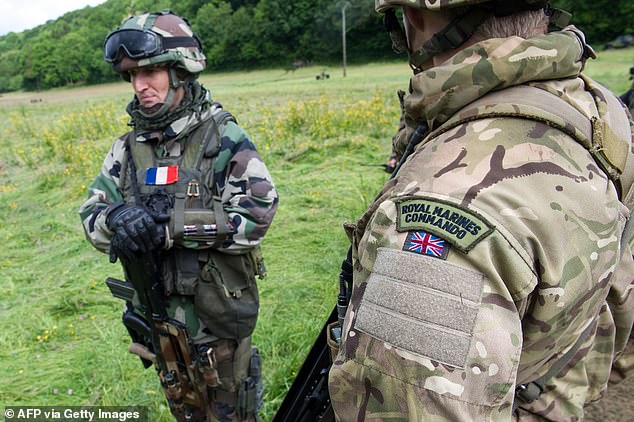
top-left (105, 202), bottom-right (168, 263)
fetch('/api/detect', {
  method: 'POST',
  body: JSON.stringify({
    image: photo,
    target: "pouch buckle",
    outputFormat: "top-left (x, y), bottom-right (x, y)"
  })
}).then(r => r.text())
top-left (187, 180), bottom-right (200, 197)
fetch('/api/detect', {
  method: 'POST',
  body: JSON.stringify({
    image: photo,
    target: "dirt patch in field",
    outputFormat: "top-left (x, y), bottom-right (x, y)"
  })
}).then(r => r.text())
top-left (0, 82), bottom-right (130, 107)
top-left (585, 376), bottom-right (634, 421)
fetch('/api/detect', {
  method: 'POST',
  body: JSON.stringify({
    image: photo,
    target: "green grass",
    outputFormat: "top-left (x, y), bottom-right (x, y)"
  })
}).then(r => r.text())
top-left (0, 50), bottom-right (632, 421)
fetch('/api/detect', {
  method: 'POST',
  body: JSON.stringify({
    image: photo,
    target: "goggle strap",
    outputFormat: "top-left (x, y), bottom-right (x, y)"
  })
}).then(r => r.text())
top-left (162, 36), bottom-right (201, 50)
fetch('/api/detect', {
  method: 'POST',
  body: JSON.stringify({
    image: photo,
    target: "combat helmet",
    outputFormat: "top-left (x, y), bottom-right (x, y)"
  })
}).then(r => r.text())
top-left (376, 0), bottom-right (566, 72)
top-left (104, 10), bottom-right (206, 120)
top-left (104, 10), bottom-right (206, 85)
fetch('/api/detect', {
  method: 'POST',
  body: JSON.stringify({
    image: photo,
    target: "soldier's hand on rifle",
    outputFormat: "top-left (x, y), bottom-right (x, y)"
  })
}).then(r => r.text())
top-left (105, 202), bottom-right (168, 263)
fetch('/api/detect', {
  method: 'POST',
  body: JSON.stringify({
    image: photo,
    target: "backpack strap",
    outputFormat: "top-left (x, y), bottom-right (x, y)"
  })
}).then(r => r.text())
top-left (123, 130), bottom-right (143, 207)
top-left (197, 104), bottom-right (237, 248)
top-left (430, 84), bottom-right (633, 204)
top-left (585, 78), bottom-right (634, 203)
top-left (587, 80), bottom-right (634, 252)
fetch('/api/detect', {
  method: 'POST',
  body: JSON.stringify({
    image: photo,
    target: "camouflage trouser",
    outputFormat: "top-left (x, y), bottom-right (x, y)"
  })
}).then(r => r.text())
top-left (200, 337), bottom-right (263, 422)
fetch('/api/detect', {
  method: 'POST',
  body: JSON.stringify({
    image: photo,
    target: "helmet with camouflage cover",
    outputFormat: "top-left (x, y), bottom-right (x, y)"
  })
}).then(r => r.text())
top-left (376, 0), bottom-right (554, 72)
top-left (104, 10), bottom-right (206, 81)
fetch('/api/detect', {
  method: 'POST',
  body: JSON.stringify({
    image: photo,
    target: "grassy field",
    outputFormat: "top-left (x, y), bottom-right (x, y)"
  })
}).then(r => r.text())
top-left (1, 48), bottom-right (632, 421)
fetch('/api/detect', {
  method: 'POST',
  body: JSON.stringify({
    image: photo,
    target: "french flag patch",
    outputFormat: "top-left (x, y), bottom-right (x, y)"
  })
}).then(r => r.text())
top-left (145, 166), bottom-right (179, 185)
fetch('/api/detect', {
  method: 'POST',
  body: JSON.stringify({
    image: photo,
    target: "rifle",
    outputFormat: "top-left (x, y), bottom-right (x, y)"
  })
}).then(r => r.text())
top-left (273, 123), bottom-right (430, 421)
top-left (105, 253), bottom-right (211, 422)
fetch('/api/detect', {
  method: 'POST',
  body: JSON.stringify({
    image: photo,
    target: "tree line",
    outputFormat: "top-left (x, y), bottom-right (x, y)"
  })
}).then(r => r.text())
top-left (0, 0), bottom-right (631, 93)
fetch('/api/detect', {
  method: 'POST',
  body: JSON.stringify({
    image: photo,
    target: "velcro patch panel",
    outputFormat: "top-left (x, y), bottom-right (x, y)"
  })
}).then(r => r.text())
top-left (355, 247), bottom-right (484, 368)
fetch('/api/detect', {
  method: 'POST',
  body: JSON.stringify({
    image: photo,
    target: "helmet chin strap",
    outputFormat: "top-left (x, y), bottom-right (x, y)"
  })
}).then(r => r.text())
top-left (408, 8), bottom-right (491, 73)
top-left (383, 8), bottom-right (490, 74)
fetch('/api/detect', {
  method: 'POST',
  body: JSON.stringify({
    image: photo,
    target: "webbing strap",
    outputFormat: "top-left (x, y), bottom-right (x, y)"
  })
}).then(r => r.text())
top-left (447, 85), bottom-right (632, 201)
top-left (591, 83), bottom-right (634, 253)
top-left (459, 85), bottom-right (593, 150)
top-left (124, 131), bottom-right (143, 207)
top-left (174, 192), bottom-right (185, 240)
top-left (456, 84), bottom-right (634, 251)
top-left (593, 82), bottom-right (634, 207)
top-left (194, 117), bottom-right (219, 170)
top-left (205, 108), bottom-right (235, 249)
top-left (211, 195), bottom-right (227, 248)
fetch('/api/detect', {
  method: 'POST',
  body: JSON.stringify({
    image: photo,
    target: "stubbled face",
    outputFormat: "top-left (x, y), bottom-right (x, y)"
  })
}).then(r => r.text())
top-left (130, 66), bottom-right (171, 109)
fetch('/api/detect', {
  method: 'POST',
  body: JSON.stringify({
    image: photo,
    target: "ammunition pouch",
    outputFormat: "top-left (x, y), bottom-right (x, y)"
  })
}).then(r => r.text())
top-left (237, 347), bottom-right (263, 420)
top-left (157, 246), bottom-right (261, 340)
top-left (195, 249), bottom-right (260, 340)
top-left (160, 249), bottom-right (204, 296)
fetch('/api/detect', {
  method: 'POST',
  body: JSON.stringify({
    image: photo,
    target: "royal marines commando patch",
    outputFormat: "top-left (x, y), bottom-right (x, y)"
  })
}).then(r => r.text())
top-left (395, 196), bottom-right (494, 252)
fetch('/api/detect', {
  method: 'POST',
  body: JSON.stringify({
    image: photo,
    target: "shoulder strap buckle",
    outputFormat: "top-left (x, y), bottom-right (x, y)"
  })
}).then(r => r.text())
top-left (514, 382), bottom-right (544, 406)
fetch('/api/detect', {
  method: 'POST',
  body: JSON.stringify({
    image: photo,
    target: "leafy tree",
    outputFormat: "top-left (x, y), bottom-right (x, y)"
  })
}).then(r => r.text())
top-left (193, 0), bottom-right (234, 68)
top-left (57, 32), bottom-right (91, 85)
top-left (552, 0), bottom-right (634, 44)
top-left (0, 50), bottom-right (23, 92)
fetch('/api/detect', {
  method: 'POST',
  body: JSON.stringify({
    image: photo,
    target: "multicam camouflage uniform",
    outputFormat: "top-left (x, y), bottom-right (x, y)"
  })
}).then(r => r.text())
top-left (328, 26), bottom-right (634, 421)
top-left (79, 11), bottom-right (278, 421)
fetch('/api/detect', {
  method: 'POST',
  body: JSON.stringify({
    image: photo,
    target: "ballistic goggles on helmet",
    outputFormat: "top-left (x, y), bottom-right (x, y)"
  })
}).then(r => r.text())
top-left (104, 28), bottom-right (202, 63)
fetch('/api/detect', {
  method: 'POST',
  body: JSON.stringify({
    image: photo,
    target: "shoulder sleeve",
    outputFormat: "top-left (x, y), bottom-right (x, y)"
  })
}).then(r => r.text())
top-left (214, 121), bottom-right (278, 252)
top-left (332, 193), bottom-right (529, 420)
top-left (77, 136), bottom-right (127, 253)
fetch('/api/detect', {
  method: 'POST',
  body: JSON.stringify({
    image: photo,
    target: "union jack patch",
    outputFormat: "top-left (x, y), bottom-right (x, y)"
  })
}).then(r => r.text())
top-left (403, 231), bottom-right (450, 260)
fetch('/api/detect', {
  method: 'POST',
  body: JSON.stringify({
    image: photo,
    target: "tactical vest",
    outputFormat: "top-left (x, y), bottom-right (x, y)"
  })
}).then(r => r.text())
top-left (120, 109), bottom-right (262, 340)
top-left (418, 78), bottom-right (634, 409)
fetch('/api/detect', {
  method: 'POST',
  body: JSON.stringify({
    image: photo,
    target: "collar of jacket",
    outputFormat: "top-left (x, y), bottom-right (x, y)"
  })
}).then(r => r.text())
top-left (404, 26), bottom-right (592, 131)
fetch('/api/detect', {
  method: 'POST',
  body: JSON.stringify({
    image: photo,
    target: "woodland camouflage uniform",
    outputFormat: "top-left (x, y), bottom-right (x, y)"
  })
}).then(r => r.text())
top-left (328, 11), bottom-right (634, 422)
top-left (79, 11), bottom-right (277, 421)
